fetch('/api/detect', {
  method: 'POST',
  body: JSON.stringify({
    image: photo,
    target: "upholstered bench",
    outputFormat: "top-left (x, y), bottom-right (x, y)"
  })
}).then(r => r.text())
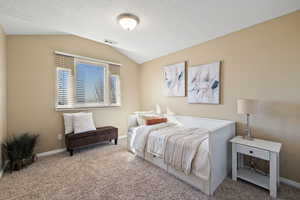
top-left (65, 126), bottom-right (118, 156)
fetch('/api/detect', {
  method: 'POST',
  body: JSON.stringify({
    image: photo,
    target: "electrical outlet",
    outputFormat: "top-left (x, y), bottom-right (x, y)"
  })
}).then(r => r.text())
top-left (57, 134), bottom-right (63, 140)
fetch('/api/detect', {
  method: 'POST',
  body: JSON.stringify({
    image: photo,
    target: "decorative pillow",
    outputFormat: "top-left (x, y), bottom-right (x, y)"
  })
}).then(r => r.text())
top-left (63, 113), bottom-right (74, 134)
top-left (136, 114), bottom-right (160, 126)
top-left (73, 112), bottom-right (96, 134)
top-left (146, 118), bottom-right (167, 125)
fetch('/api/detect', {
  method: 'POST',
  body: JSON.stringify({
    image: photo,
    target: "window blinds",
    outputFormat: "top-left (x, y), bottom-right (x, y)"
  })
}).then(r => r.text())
top-left (55, 54), bottom-right (74, 107)
top-left (109, 64), bottom-right (121, 75)
top-left (55, 54), bottom-right (75, 71)
top-left (55, 52), bottom-right (121, 109)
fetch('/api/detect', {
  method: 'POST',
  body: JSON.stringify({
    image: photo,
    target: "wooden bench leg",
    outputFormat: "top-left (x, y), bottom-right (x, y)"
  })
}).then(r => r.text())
top-left (115, 138), bottom-right (118, 145)
top-left (69, 149), bottom-right (74, 156)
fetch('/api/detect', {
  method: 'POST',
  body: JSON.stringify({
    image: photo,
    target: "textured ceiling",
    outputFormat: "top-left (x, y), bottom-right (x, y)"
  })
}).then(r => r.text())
top-left (0, 0), bottom-right (299, 64)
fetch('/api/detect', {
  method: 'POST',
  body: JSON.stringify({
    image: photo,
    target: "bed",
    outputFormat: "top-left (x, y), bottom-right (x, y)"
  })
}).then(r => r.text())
top-left (127, 115), bottom-right (236, 195)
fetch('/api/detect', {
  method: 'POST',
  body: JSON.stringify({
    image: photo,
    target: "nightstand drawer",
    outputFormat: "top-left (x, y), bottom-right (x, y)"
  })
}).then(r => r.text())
top-left (237, 144), bottom-right (269, 160)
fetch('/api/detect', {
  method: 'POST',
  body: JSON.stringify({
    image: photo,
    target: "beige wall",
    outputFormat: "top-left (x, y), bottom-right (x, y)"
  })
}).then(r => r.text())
top-left (0, 25), bottom-right (7, 168)
top-left (140, 11), bottom-right (300, 182)
top-left (7, 35), bottom-right (140, 153)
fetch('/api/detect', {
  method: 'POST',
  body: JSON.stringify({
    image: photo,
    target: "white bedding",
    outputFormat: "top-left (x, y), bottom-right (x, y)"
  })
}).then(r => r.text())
top-left (147, 125), bottom-right (187, 157)
top-left (163, 128), bottom-right (209, 177)
top-left (131, 123), bottom-right (174, 156)
top-left (130, 123), bottom-right (211, 180)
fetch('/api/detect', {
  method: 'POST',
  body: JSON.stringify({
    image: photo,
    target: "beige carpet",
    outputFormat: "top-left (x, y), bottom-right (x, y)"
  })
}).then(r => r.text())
top-left (1, 139), bottom-right (299, 200)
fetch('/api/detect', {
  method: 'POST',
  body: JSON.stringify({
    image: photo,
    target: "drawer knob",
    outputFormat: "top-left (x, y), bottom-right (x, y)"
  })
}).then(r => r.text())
top-left (249, 150), bottom-right (253, 154)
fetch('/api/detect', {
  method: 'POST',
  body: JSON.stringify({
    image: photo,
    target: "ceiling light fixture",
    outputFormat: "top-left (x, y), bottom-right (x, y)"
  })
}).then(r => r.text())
top-left (117, 13), bottom-right (139, 31)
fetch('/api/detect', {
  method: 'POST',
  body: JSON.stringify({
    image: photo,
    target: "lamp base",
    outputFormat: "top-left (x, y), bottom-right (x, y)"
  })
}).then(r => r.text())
top-left (243, 134), bottom-right (254, 140)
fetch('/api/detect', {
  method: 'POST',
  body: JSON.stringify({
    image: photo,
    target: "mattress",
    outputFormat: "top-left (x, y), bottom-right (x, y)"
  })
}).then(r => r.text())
top-left (128, 124), bottom-right (210, 180)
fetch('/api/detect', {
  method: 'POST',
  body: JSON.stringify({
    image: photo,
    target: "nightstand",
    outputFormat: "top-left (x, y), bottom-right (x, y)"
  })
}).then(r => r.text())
top-left (230, 136), bottom-right (282, 198)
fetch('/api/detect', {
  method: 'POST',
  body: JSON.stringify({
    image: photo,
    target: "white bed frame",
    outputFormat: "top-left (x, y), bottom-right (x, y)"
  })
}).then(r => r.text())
top-left (127, 115), bottom-right (236, 195)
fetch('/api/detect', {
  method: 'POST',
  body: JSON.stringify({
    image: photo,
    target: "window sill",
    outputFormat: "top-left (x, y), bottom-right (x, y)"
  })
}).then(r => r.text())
top-left (56, 105), bottom-right (121, 111)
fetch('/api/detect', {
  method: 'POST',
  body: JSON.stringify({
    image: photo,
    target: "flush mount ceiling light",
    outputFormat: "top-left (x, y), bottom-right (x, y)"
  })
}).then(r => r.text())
top-left (117, 13), bottom-right (140, 31)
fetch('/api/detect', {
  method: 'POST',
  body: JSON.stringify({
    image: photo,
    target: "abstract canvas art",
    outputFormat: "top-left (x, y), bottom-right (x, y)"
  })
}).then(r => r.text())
top-left (188, 61), bottom-right (220, 104)
top-left (163, 62), bottom-right (185, 96)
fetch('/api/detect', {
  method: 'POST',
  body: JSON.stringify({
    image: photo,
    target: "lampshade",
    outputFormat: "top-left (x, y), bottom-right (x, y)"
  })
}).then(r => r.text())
top-left (237, 99), bottom-right (257, 114)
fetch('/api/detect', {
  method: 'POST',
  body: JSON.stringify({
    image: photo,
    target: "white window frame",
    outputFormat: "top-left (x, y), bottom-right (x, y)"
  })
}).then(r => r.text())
top-left (73, 58), bottom-right (109, 108)
top-left (55, 59), bottom-right (117, 110)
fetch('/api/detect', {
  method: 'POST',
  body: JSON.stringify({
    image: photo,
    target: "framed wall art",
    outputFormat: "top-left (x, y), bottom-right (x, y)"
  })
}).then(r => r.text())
top-left (188, 61), bottom-right (220, 104)
top-left (163, 62), bottom-right (186, 96)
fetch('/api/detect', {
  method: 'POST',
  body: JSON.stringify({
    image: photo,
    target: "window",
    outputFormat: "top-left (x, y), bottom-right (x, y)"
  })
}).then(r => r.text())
top-left (55, 53), bottom-right (121, 109)
top-left (110, 74), bottom-right (121, 106)
top-left (75, 60), bottom-right (107, 106)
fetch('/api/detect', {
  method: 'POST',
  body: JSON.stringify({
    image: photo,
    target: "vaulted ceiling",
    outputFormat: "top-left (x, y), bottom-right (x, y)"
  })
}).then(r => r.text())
top-left (0, 0), bottom-right (299, 64)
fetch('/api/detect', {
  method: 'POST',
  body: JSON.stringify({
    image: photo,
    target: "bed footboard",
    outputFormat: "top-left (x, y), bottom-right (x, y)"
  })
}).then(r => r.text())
top-left (209, 123), bottom-right (236, 195)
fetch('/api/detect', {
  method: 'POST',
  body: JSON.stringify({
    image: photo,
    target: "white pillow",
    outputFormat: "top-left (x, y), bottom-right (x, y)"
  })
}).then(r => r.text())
top-left (155, 104), bottom-right (162, 114)
top-left (63, 113), bottom-right (74, 134)
top-left (134, 110), bottom-right (155, 115)
top-left (166, 106), bottom-right (175, 115)
top-left (128, 115), bottom-right (139, 128)
top-left (73, 112), bottom-right (96, 134)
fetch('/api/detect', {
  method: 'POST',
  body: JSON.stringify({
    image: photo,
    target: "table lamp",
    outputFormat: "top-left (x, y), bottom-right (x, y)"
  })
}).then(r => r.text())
top-left (237, 99), bottom-right (257, 140)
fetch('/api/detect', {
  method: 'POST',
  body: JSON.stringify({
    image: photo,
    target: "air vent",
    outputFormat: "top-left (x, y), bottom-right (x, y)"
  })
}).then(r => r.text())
top-left (104, 39), bottom-right (117, 45)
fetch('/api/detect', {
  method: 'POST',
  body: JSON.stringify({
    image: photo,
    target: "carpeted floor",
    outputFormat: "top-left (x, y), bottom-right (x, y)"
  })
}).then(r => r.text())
top-left (1, 139), bottom-right (299, 200)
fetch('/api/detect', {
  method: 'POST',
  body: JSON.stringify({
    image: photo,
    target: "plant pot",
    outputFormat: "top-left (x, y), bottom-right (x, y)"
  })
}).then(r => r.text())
top-left (9, 155), bottom-right (36, 172)
top-left (22, 155), bottom-right (36, 167)
top-left (10, 160), bottom-right (22, 171)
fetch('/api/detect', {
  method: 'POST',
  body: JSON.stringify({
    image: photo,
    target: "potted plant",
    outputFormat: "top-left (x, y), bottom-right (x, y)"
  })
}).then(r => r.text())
top-left (2, 133), bottom-right (39, 171)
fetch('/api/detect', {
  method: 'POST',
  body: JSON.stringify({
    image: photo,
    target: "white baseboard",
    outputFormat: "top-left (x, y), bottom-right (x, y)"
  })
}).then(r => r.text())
top-left (37, 136), bottom-right (127, 158)
top-left (280, 177), bottom-right (300, 189)
top-left (119, 135), bottom-right (127, 139)
top-left (0, 168), bottom-right (3, 179)
top-left (37, 148), bottom-right (66, 157)
top-left (0, 161), bottom-right (9, 179)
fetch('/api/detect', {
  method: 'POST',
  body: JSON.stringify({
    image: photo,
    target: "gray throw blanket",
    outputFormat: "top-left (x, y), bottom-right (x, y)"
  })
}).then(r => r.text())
top-left (163, 128), bottom-right (209, 175)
